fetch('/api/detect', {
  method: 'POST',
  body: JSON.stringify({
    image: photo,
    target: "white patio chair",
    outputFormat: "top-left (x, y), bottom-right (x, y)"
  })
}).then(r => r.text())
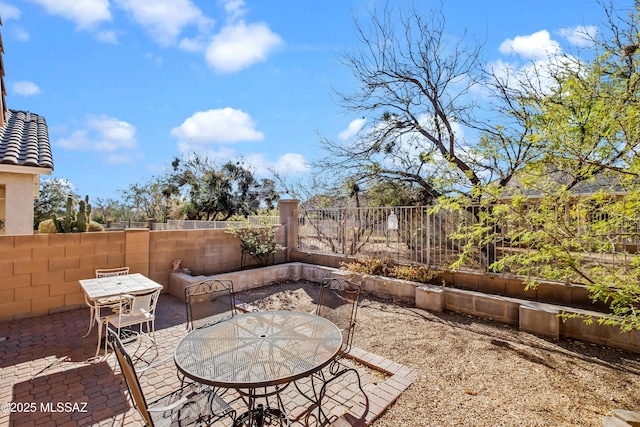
top-left (96, 287), bottom-right (161, 357)
top-left (82, 267), bottom-right (130, 337)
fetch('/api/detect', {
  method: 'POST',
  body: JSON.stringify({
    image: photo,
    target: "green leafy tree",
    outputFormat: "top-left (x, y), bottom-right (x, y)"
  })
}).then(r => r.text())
top-left (33, 178), bottom-right (80, 230)
top-left (170, 154), bottom-right (279, 220)
top-left (122, 176), bottom-right (180, 223)
top-left (451, 2), bottom-right (640, 330)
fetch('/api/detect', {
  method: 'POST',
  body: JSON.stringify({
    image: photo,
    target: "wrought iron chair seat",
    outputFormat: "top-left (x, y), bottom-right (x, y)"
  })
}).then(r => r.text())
top-left (108, 328), bottom-right (236, 427)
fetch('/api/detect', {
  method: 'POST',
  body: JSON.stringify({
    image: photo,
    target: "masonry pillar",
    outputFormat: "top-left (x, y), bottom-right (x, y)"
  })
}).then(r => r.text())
top-left (278, 199), bottom-right (299, 262)
top-left (124, 228), bottom-right (150, 276)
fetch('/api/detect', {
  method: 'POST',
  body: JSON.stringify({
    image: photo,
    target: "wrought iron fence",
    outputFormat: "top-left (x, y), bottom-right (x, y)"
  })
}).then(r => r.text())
top-left (150, 216), bottom-right (280, 230)
top-left (104, 216), bottom-right (280, 231)
top-left (298, 203), bottom-right (640, 272)
top-left (298, 205), bottom-right (489, 268)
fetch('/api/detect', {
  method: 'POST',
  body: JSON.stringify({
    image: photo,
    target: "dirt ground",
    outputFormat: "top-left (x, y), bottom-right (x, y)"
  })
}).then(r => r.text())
top-left (235, 280), bottom-right (640, 427)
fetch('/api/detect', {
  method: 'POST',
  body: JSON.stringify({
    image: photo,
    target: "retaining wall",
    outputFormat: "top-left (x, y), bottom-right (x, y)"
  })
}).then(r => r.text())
top-left (166, 262), bottom-right (640, 354)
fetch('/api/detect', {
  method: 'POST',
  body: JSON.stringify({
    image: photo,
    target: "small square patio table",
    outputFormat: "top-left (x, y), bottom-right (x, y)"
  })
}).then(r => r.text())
top-left (79, 273), bottom-right (163, 356)
top-left (174, 310), bottom-right (342, 426)
top-left (79, 273), bottom-right (163, 302)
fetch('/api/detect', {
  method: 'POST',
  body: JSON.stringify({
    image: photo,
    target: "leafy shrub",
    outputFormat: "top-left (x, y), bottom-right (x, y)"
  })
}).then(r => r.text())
top-left (226, 217), bottom-right (285, 266)
top-left (340, 256), bottom-right (437, 284)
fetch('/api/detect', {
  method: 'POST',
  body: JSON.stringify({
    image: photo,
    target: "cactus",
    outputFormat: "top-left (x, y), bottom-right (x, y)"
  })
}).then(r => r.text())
top-left (51, 195), bottom-right (93, 233)
top-left (76, 196), bottom-right (91, 232)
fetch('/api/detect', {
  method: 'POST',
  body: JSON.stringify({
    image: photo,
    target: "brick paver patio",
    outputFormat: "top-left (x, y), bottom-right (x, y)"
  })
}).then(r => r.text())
top-left (0, 293), bottom-right (417, 426)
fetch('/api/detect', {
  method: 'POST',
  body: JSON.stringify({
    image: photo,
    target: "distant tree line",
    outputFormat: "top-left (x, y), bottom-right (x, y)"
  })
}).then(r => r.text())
top-left (34, 153), bottom-right (279, 229)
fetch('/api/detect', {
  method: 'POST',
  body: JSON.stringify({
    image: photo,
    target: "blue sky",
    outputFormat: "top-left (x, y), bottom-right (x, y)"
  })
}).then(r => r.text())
top-left (0, 0), bottom-right (614, 200)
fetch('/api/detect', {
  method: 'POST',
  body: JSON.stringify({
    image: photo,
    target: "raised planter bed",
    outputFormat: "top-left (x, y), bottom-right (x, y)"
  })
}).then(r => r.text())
top-left (167, 262), bottom-right (640, 353)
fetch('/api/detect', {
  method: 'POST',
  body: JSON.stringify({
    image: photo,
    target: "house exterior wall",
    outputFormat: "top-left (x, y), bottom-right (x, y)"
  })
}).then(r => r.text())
top-left (0, 172), bottom-right (37, 235)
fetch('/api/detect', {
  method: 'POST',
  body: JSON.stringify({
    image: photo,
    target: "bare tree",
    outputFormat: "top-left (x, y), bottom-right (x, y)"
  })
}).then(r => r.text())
top-left (317, 2), bottom-right (483, 202)
top-left (317, 2), bottom-right (544, 205)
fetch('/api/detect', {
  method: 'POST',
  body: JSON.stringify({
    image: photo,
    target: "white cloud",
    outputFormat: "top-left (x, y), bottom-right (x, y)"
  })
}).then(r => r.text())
top-left (178, 36), bottom-right (207, 53)
top-left (171, 108), bottom-right (264, 145)
top-left (271, 153), bottom-right (308, 174)
top-left (244, 152), bottom-right (309, 175)
top-left (114, 0), bottom-right (213, 45)
top-left (339, 118), bottom-right (366, 140)
top-left (96, 31), bottom-right (118, 44)
top-left (499, 30), bottom-right (561, 60)
top-left (222, 0), bottom-right (246, 22)
top-left (0, 2), bottom-right (20, 20)
top-left (13, 81), bottom-right (40, 96)
top-left (14, 28), bottom-right (30, 41)
top-left (205, 21), bottom-right (282, 73)
top-left (28, 0), bottom-right (111, 29)
top-left (559, 25), bottom-right (598, 47)
top-left (55, 115), bottom-right (138, 163)
top-left (144, 52), bottom-right (163, 65)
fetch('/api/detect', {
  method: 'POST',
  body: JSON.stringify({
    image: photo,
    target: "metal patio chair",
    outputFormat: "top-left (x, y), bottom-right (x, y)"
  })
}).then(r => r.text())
top-left (296, 277), bottom-right (366, 424)
top-left (107, 328), bottom-right (236, 427)
top-left (97, 287), bottom-right (161, 357)
top-left (82, 267), bottom-right (130, 337)
top-left (184, 279), bottom-right (236, 331)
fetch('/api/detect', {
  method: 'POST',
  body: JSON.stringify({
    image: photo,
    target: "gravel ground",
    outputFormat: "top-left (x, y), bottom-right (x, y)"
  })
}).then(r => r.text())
top-left (235, 280), bottom-right (640, 427)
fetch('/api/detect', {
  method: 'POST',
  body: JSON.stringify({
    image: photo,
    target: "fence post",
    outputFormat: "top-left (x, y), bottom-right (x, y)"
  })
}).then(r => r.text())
top-left (278, 199), bottom-right (299, 262)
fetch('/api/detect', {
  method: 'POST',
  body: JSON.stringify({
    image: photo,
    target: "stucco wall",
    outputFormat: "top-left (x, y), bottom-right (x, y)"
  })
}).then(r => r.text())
top-left (0, 172), bottom-right (37, 235)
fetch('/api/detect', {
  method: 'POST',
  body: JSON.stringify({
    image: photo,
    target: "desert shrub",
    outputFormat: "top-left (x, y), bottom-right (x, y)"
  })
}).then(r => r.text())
top-left (88, 221), bottom-right (105, 232)
top-left (389, 264), bottom-right (437, 283)
top-left (226, 217), bottom-right (285, 266)
top-left (341, 256), bottom-right (437, 284)
top-left (340, 256), bottom-right (389, 276)
top-left (38, 218), bottom-right (104, 233)
top-left (37, 219), bottom-right (58, 234)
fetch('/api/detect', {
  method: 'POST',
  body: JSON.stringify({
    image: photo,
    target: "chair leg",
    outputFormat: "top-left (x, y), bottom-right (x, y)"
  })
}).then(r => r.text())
top-left (315, 360), bottom-right (366, 425)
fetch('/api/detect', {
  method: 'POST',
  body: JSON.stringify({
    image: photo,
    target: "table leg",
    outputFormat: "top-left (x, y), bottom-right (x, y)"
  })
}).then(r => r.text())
top-left (233, 388), bottom-right (290, 427)
top-left (83, 302), bottom-right (100, 338)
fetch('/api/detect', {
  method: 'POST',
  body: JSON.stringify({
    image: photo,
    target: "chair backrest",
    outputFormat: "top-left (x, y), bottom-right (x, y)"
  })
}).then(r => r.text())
top-left (107, 327), bottom-right (154, 427)
top-left (317, 278), bottom-right (361, 354)
top-left (131, 288), bottom-right (161, 315)
top-left (114, 288), bottom-right (161, 318)
top-left (185, 279), bottom-right (235, 330)
top-left (96, 267), bottom-right (130, 278)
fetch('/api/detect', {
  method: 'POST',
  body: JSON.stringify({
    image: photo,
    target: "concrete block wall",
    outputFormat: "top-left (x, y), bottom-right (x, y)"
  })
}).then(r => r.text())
top-left (438, 270), bottom-right (608, 312)
top-left (167, 262), bottom-right (331, 301)
top-left (0, 231), bottom-right (127, 321)
top-left (2, 223), bottom-right (288, 321)
top-left (149, 226), bottom-right (287, 290)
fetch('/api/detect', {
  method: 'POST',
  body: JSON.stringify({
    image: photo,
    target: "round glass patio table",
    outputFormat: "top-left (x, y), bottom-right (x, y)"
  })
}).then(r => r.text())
top-left (174, 310), bottom-right (342, 388)
top-left (174, 310), bottom-right (342, 425)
